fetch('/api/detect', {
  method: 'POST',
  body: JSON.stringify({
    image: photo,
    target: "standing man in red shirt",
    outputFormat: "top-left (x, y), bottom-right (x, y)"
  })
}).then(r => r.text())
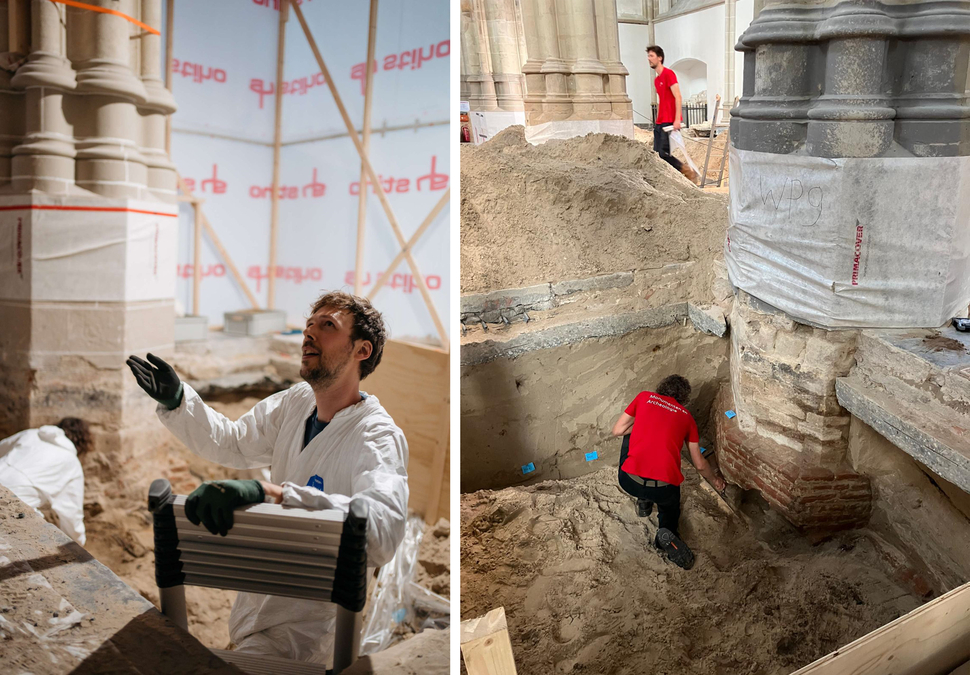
top-left (647, 45), bottom-right (698, 184)
top-left (612, 375), bottom-right (725, 569)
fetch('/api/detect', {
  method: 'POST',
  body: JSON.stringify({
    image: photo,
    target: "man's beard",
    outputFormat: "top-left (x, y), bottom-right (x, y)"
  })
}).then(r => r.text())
top-left (301, 343), bottom-right (354, 389)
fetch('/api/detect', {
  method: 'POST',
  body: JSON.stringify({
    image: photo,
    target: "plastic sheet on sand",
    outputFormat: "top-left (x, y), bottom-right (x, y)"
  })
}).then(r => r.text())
top-left (726, 146), bottom-right (970, 328)
top-left (360, 517), bottom-right (450, 655)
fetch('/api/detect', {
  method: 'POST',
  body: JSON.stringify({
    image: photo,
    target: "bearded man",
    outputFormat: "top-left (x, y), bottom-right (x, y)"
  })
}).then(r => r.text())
top-left (127, 291), bottom-right (408, 665)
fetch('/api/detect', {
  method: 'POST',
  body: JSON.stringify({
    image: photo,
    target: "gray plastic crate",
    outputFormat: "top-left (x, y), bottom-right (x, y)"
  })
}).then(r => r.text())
top-left (174, 315), bottom-right (208, 342)
top-left (223, 309), bottom-right (287, 336)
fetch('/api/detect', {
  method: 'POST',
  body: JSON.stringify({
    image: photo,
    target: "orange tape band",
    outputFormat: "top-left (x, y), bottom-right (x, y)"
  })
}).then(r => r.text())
top-left (48, 0), bottom-right (160, 36)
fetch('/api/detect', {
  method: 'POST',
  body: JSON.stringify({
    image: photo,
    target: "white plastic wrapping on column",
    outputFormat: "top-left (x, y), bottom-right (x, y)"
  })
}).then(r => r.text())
top-left (524, 119), bottom-right (635, 145)
top-left (0, 201), bottom-right (178, 302)
top-left (165, 0), bottom-right (449, 342)
top-left (726, 146), bottom-right (970, 328)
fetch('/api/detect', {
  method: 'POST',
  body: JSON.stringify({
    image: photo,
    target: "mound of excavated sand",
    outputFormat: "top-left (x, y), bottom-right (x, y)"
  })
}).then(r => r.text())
top-left (460, 468), bottom-right (924, 675)
top-left (460, 127), bottom-right (728, 296)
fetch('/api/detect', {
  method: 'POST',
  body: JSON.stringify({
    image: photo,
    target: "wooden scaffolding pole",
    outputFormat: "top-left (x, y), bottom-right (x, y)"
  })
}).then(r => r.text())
top-left (192, 199), bottom-right (203, 315)
top-left (267, 0), bottom-right (288, 309)
top-left (178, 176), bottom-right (260, 310)
top-left (369, 188), bottom-right (450, 298)
top-left (291, 1), bottom-right (449, 351)
top-left (354, 0), bottom-right (379, 296)
top-left (164, 0), bottom-right (174, 155)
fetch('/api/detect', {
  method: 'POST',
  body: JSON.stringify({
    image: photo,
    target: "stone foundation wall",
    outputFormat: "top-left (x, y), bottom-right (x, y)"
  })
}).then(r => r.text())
top-left (714, 386), bottom-right (873, 530)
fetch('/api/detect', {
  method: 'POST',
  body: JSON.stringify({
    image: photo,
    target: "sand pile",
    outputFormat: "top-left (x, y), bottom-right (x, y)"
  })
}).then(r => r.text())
top-left (461, 467), bottom-right (924, 675)
top-left (460, 126), bottom-right (728, 296)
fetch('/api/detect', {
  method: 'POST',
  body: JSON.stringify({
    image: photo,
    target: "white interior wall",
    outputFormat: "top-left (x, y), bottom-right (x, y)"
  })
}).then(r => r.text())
top-left (165, 0), bottom-right (449, 345)
top-left (619, 0), bottom-right (753, 123)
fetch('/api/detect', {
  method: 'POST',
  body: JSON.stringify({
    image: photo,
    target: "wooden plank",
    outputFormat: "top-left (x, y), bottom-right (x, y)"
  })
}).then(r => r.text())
top-left (164, 0), bottom-right (174, 155)
top-left (362, 339), bottom-right (449, 522)
top-left (290, 1), bottom-right (449, 351)
top-left (369, 188), bottom-right (450, 299)
top-left (267, 0), bottom-right (288, 310)
top-left (354, 0), bottom-right (378, 296)
top-left (790, 581), bottom-right (970, 675)
top-left (192, 199), bottom-right (203, 315)
top-left (460, 607), bottom-right (518, 675)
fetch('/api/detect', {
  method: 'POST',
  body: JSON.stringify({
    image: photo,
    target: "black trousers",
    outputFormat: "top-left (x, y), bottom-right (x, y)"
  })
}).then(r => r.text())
top-left (653, 122), bottom-right (683, 172)
top-left (617, 434), bottom-right (682, 536)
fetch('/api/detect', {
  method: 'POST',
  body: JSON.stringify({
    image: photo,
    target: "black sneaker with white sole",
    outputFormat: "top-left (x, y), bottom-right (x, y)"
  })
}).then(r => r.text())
top-left (656, 527), bottom-right (695, 570)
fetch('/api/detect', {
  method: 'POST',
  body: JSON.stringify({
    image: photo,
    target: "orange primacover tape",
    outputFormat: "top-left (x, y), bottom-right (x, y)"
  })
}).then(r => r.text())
top-left (48, 0), bottom-right (160, 36)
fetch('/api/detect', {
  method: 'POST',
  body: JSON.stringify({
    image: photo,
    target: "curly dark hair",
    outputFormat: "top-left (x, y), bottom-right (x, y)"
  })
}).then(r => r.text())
top-left (309, 291), bottom-right (387, 380)
top-left (57, 418), bottom-right (92, 455)
top-left (656, 375), bottom-right (691, 406)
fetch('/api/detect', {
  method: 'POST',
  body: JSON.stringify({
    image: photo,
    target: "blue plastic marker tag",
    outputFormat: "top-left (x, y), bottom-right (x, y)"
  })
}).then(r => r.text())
top-left (585, 451), bottom-right (598, 462)
top-left (725, 410), bottom-right (737, 419)
top-left (522, 462), bottom-right (536, 474)
top-left (392, 608), bottom-right (407, 623)
top-left (701, 447), bottom-right (713, 457)
top-left (307, 475), bottom-right (324, 490)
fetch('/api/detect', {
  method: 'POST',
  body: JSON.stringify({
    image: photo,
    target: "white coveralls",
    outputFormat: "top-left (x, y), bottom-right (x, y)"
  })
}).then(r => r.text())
top-left (157, 382), bottom-right (409, 664)
top-left (0, 426), bottom-right (86, 545)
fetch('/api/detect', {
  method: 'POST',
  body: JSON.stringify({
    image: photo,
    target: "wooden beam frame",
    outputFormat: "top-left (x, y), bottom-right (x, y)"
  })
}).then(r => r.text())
top-left (290, 1), bottom-right (449, 351)
top-left (177, 175), bottom-right (260, 311)
top-left (369, 188), bottom-right (449, 298)
top-left (267, 0), bottom-right (288, 310)
top-left (192, 199), bottom-right (203, 315)
top-left (354, 0), bottom-right (378, 296)
top-left (164, 0), bottom-right (174, 155)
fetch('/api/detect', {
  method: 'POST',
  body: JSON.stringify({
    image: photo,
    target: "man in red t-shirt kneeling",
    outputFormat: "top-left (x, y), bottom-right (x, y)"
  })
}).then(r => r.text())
top-left (611, 375), bottom-right (725, 569)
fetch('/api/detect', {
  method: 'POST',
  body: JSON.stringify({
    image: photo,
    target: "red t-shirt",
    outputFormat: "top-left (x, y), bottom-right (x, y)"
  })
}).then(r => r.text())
top-left (654, 67), bottom-right (679, 124)
top-left (621, 391), bottom-right (699, 485)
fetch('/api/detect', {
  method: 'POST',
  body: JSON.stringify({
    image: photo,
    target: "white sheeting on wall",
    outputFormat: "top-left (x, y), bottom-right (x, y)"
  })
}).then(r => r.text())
top-left (726, 146), bottom-right (970, 328)
top-left (167, 0), bottom-right (450, 344)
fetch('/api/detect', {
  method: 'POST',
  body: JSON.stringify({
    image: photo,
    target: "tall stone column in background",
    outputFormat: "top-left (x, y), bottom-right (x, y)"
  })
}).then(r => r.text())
top-left (0, 0), bottom-right (178, 470)
top-left (461, 0), bottom-right (499, 110)
top-left (482, 0), bottom-right (526, 111)
top-left (719, 0), bottom-right (970, 531)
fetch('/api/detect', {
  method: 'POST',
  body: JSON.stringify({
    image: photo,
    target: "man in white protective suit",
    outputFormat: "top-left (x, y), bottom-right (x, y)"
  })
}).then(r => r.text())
top-left (126, 291), bottom-right (408, 665)
top-left (0, 418), bottom-right (91, 545)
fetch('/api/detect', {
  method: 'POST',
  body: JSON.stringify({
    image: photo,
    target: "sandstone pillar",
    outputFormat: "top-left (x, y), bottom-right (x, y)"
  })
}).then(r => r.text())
top-left (482, 0), bottom-right (525, 111)
top-left (0, 0), bottom-right (178, 471)
top-left (462, 0), bottom-right (499, 110)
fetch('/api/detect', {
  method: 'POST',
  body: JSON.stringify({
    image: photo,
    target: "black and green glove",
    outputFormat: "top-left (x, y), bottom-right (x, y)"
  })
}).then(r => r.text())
top-left (185, 480), bottom-right (265, 536)
top-left (126, 353), bottom-right (183, 410)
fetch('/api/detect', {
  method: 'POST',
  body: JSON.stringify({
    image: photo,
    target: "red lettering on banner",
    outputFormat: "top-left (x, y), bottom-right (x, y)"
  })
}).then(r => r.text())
top-left (201, 164), bottom-right (226, 194)
top-left (344, 270), bottom-right (443, 294)
top-left (851, 223), bottom-right (864, 286)
top-left (351, 40), bottom-right (450, 94)
top-left (416, 156), bottom-right (447, 191)
top-left (177, 264), bottom-right (226, 279)
top-left (251, 72), bottom-right (327, 108)
top-left (248, 265), bottom-right (323, 293)
top-left (171, 58), bottom-right (227, 85)
top-left (250, 169), bottom-right (327, 200)
top-left (347, 158), bottom-right (445, 195)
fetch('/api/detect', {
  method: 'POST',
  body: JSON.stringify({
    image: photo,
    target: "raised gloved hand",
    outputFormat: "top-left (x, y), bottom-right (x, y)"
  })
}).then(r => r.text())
top-left (185, 480), bottom-right (265, 536)
top-left (126, 353), bottom-right (183, 410)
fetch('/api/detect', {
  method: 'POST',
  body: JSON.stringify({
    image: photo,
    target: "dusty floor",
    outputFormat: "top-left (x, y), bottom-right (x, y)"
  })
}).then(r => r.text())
top-left (460, 126), bottom-right (728, 297)
top-left (461, 467), bottom-right (925, 675)
top-left (79, 394), bottom-right (450, 651)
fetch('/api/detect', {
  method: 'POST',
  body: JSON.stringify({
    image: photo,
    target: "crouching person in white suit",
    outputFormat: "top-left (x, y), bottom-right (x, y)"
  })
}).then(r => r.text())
top-left (126, 291), bottom-right (408, 665)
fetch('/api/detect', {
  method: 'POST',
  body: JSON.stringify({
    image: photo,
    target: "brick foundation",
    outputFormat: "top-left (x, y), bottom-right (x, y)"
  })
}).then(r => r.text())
top-left (714, 386), bottom-right (872, 531)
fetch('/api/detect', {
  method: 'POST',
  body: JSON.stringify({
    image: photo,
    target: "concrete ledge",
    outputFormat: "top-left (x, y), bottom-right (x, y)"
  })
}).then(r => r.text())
top-left (836, 377), bottom-right (970, 495)
top-left (460, 303), bottom-right (688, 366)
top-left (688, 302), bottom-right (728, 337)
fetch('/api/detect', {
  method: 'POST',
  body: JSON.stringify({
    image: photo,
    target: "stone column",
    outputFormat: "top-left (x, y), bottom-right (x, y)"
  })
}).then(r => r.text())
top-left (463, 0), bottom-right (499, 110)
top-left (560, 0), bottom-right (609, 117)
top-left (723, 0), bottom-right (736, 113)
top-left (522, 0), bottom-right (571, 121)
top-left (9, 0), bottom-right (81, 195)
top-left (70, 0), bottom-right (150, 199)
top-left (0, 6), bottom-right (25, 190)
top-left (483, 0), bottom-right (526, 111)
top-left (595, 0), bottom-right (633, 119)
top-left (138, 0), bottom-right (177, 203)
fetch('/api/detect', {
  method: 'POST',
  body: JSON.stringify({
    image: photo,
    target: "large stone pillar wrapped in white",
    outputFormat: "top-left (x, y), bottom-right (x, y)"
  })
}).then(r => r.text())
top-left (0, 0), bottom-right (178, 467)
